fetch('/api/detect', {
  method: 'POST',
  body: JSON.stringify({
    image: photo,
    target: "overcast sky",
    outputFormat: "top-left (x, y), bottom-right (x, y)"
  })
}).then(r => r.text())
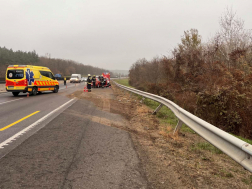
top-left (0, 0), bottom-right (252, 70)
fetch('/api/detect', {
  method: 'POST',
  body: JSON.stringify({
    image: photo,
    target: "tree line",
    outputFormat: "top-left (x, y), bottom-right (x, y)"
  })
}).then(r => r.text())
top-left (37, 57), bottom-right (109, 77)
top-left (129, 9), bottom-right (252, 139)
top-left (0, 47), bottom-right (110, 78)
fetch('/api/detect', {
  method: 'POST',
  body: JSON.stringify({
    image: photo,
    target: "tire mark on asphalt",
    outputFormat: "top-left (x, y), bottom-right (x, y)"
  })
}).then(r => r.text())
top-left (60, 100), bottom-right (99, 189)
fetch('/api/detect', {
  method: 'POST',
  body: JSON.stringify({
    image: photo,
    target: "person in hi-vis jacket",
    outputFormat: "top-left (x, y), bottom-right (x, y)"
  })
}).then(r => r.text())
top-left (87, 74), bottom-right (92, 92)
top-left (64, 77), bottom-right (66, 85)
top-left (92, 75), bottom-right (96, 88)
top-left (100, 75), bottom-right (104, 88)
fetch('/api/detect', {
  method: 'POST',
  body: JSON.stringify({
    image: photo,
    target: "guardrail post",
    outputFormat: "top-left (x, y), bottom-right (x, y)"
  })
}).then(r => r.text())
top-left (140, 97), bottom-right (145, 103)
top-left (152, 104), bottom-right (163, 115)
top-left (113, 81), bottom-right (252, 173)
top-left (173, 120), bottom-right (183, 135)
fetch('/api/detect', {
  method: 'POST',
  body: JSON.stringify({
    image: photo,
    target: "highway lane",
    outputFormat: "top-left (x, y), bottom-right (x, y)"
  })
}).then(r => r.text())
top-left (0, 82), bottom-right (86, 158)
top-left (0, 90), bottom-right (148, 188)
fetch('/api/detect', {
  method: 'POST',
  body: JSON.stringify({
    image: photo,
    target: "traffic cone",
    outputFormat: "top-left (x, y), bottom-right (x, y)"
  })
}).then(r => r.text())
top-left (27, 93), bottom-right (29, 97)
top-left (84, 86), bottom-right (88, 92)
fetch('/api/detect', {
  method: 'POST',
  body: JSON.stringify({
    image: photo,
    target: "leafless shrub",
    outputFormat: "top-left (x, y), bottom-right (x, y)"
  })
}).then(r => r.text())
top-left (129, 9), bottom-right (252, 139)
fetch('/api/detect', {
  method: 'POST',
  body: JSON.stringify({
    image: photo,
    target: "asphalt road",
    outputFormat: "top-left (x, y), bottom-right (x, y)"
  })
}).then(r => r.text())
top-left (0, 82), bottom-right (83, 158)
top-left (0, 83), bottom-right (148, 188)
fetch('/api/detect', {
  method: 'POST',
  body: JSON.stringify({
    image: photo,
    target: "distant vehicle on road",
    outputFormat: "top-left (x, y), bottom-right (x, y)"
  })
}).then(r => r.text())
top-left (70, 74), bottom-right (81, 83)
top-left (102, 72), bottom-right (111, 86)
top-left (54, 74), bottom-right (62, 78)
top-left (81, 77), bottom-right (87, 82)
top-left (91, 76), bottom-right (101, 88)
top-left (102, 72), bottom-right (110, 80)
top-left (6, 65), bottom-right (59, 96)
top-left (104, 78), bottom-right (110, 87)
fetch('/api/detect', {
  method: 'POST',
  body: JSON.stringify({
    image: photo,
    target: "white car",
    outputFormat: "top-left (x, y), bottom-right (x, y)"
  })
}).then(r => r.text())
top-left (70, 74), bottom-right (82, 83)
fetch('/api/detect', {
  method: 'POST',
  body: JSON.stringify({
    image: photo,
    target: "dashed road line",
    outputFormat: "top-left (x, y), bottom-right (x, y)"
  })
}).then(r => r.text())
top-left (59, 83), bottom-right (85, 91)
top-left (59, 85), bottom-right (75, 91)
top-left (0, 111), bottom-right (40, 131)
top-left (0, 98), bottom-right (24, 105)
top-left (0, 98), bottom-right (76, 149)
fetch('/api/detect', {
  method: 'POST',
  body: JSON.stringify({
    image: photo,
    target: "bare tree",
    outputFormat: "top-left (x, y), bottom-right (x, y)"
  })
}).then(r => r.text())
top-left (216, 7), bottom-right (252, 68)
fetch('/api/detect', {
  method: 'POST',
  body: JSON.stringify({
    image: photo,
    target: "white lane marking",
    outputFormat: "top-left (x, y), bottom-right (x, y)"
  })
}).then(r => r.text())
top-left (0, 98), bottom-right (76, 149)
top-left (59, 85), bottom-right (75, 91)
top-left (59, 83), bottom-right (85, 91)
top-left (0, 98), bottom-right (24, 105)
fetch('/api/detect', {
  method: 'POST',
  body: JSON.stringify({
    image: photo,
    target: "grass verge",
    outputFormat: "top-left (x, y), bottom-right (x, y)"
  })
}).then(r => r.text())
top-left (114, 79), bottom-right (201, 133)
top-left (191, 142), bottom-right (223, 154)
top-left (114, 78), bottom-right (131, 87)
top-left (114, 78), bottom-right (252, 153)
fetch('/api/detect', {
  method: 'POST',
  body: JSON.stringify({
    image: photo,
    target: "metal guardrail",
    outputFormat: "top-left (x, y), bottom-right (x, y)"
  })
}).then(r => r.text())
top-left (114, 81), bottom-right (252, 173)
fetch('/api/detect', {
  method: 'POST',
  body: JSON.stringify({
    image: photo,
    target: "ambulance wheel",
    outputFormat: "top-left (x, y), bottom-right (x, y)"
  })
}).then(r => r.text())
top-left (53, 86), bottom-right (59, 93)
top-left (32, 87), bottom-right (37, 96)
top-left (12, 92), bottom-right (20, 96)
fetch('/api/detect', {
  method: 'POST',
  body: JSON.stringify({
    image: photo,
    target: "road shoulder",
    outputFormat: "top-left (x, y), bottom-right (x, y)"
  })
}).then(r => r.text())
top-left (76, 86), bottom-right (252, 188)
top-left (0, 96), bottom-right (148, 189)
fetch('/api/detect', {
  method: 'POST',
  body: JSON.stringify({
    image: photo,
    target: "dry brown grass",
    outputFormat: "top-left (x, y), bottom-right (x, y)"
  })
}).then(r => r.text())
top-left (70, 85), bottom-right (252, 188)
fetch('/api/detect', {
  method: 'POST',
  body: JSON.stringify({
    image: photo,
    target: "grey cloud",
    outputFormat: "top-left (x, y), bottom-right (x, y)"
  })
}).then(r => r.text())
top-left (0, 0), bottom-right (252, 70)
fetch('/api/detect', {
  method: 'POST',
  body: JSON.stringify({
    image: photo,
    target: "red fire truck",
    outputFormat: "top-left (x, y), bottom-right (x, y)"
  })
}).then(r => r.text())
top-left (102, 72), bottom-right (111, 87)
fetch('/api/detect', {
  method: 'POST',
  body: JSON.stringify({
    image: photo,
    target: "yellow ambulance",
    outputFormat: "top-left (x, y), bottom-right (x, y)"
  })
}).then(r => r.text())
top-left (6, 65), bottom-right (59, 96)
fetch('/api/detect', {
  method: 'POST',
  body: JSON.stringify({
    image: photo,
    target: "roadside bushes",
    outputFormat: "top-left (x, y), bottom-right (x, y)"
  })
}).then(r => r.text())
top-left (130, 55), bottom-right (252, 139)
top-left (129, 9), bottom-right (252, 139)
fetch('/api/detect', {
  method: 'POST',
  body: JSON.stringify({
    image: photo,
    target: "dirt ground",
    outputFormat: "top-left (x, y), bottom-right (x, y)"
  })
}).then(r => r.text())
top-left (70, 85), bottom-right (252, 189)
top-left (0, 84), bottom-right (5, 93)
